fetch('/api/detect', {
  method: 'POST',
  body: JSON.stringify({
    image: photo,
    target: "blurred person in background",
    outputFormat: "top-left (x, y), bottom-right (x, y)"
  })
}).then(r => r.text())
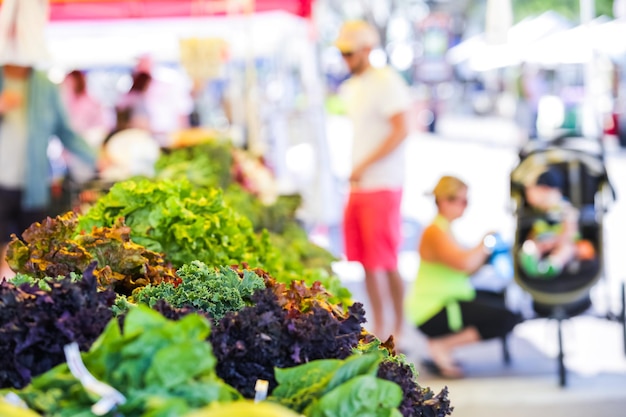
top-left (335, 20), bottom-right (411, 343)
top-left (129, 54), bottom-right (193, 145)
top-left (404, 176), bottom-right (520, 378)
top-left (61, 69), bottom-right (110, 183)
top-left (518, 64), bottom-right (548, 139)
top-left (0, 0), bottom-right (98, 279)
top-left (115, 71), bottom-right (152, 133)
top-left (61, 70), bottom-right (109, 141)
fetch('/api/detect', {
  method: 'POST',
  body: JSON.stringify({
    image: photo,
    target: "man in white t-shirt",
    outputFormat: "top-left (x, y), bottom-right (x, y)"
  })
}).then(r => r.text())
top-left (335, 20), bottom-right (412, 342)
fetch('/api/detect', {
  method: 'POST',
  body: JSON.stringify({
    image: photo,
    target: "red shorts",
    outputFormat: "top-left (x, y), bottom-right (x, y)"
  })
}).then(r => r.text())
top-left (343, 189), bottom-right (403, 270)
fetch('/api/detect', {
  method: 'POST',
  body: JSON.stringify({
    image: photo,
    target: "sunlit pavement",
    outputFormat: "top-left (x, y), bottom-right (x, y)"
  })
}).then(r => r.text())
top-left (327, 113), bottom-right (626, 417)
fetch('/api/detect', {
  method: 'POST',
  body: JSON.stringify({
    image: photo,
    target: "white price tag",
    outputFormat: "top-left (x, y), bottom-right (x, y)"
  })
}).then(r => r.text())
top-left (254, 379), bottom-right (269, 403)
top-left (64, 343), bottom-right (126, 416)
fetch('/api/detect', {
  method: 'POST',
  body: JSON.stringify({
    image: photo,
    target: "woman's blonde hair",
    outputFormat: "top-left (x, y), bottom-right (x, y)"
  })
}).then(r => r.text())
top-left (431, 175), bottom-right (467, 202)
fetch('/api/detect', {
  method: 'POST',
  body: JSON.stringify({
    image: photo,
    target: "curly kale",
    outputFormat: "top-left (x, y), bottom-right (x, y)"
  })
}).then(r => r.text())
top-left (377, 360), bottom-right (453, 417)
top-left (134, 262), bottom-right (265, 320)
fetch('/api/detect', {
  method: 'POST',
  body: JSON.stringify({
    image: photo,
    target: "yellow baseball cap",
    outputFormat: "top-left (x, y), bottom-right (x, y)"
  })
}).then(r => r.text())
top-left (334, 20), bottom-right (380, 53)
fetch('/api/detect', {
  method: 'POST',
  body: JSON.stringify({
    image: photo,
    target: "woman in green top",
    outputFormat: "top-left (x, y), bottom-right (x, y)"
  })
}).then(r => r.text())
top-left (405, 176), bottom-right (520, 378)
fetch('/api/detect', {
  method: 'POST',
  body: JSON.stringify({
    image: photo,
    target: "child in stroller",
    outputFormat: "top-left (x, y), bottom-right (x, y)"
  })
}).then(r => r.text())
top-left (518, 166), bottom-right (596, 279)
top-left (509, 132), bottom-right (622, 386)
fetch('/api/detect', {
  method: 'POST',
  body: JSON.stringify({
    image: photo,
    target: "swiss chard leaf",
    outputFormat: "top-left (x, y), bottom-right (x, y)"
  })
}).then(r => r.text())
top-left (272, 359), bottom-right (343, 400)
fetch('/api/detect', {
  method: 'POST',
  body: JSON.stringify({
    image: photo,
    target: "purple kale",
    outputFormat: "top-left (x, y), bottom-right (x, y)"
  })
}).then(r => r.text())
top-left (377, 359), bottom-right (453, 417)
top-left (209, 288), bottom-right (365, 398)
top-left (0, 262), bottom-right (115, 389)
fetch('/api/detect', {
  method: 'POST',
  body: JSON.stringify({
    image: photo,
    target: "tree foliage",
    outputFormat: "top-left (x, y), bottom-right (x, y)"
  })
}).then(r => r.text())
top-left (512, 0), bottom-right (614, 22)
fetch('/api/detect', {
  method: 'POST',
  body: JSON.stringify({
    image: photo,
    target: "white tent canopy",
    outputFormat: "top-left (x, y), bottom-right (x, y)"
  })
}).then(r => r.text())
top-left (44, 11), bottom-right (308, 69)
top-left (522, 16), bottom-right (614, 66)
top-left (523, 16), bottom-right (626, 66)
top-left (447, 11), bottom-right (572, 71)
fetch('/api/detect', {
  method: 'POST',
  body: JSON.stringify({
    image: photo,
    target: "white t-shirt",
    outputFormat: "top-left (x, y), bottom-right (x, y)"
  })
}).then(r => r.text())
top-left (0, 76), bottom-right (29, 189)
top-left (339, 66), bottom-right (411, 190)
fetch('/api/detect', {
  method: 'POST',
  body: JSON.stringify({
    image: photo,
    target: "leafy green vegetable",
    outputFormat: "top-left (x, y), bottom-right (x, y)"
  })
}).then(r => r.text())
top-left (14, 306), bottom-right (240, 417)
top-left (307, 375), bottom-right (403, 417)
top-left (135, 261), bottom-right (265, 320)
top-left (268, 222), bottom-right (337, 273)
top-left (10, 272), bottom-right (82, 291)
top-left (77, 178), bottom-right (274, 269)
top-left (271, 359), bottom-right (343, 402)
top-left (270, 352), bottom-right (402, 417)
top-left (153, 142), bottom-right (348, 306)
top-left (6, 212), bottom-right (178, 296)
top-left (77, 178), bottom-right (351, 307)
top-left (358, 338), bottom-right (454, 417)
top-left (155, 141), bottom-right (234, 190)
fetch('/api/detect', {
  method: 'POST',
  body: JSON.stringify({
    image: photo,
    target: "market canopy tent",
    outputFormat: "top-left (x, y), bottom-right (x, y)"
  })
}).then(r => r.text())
top-left (0, 0), bottom-right (314, 20)
top-left (447, 11), bottom-right (572, 71)
top-left (44, 11), bottom-right (311, 68)
top-left (522, 16), bottom-right (625, 66)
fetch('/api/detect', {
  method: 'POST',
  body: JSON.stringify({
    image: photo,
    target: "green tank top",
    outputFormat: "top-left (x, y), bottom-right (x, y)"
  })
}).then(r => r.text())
top-left (404, 214), bottom-right (476, 331)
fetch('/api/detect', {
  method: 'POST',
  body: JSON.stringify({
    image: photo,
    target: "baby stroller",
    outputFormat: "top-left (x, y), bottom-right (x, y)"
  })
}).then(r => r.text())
top-left (509, 132), bottom-right (624, 386)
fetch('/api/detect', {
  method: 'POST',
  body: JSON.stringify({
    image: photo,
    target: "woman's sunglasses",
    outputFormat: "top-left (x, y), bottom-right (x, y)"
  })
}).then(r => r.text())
top-left (447, 196), bottom-right (468, 206)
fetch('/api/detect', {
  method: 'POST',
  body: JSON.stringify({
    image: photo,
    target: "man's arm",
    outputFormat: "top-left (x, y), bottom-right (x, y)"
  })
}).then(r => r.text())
top-left (349, 111), bottom-right (408, 184)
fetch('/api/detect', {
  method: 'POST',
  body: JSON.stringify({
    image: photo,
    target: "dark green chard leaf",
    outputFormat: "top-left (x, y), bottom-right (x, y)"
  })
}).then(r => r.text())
top-left (271, 353), bottom-right (382, 413)
top-left (306, 375), bottom-right (403, 417)
top-left (272, 359), bottom-right (343, 403)
top-left (269, 352), bottom-right (403, 417)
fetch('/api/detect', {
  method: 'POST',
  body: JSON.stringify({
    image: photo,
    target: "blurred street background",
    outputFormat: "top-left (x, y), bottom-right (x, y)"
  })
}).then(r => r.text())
top-left (330, 112), bottom-right (626, 417)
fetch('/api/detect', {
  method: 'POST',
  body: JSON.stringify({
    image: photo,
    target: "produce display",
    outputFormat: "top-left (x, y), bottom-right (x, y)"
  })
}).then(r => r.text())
top-left (1, 261), bottom-right (453, 416)
top-left (0, 140), bottom-right (454, 416)
top-left (76, 177), bottom-right (348, 305)
top-left (156, 141), bottom-right (341, 294)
